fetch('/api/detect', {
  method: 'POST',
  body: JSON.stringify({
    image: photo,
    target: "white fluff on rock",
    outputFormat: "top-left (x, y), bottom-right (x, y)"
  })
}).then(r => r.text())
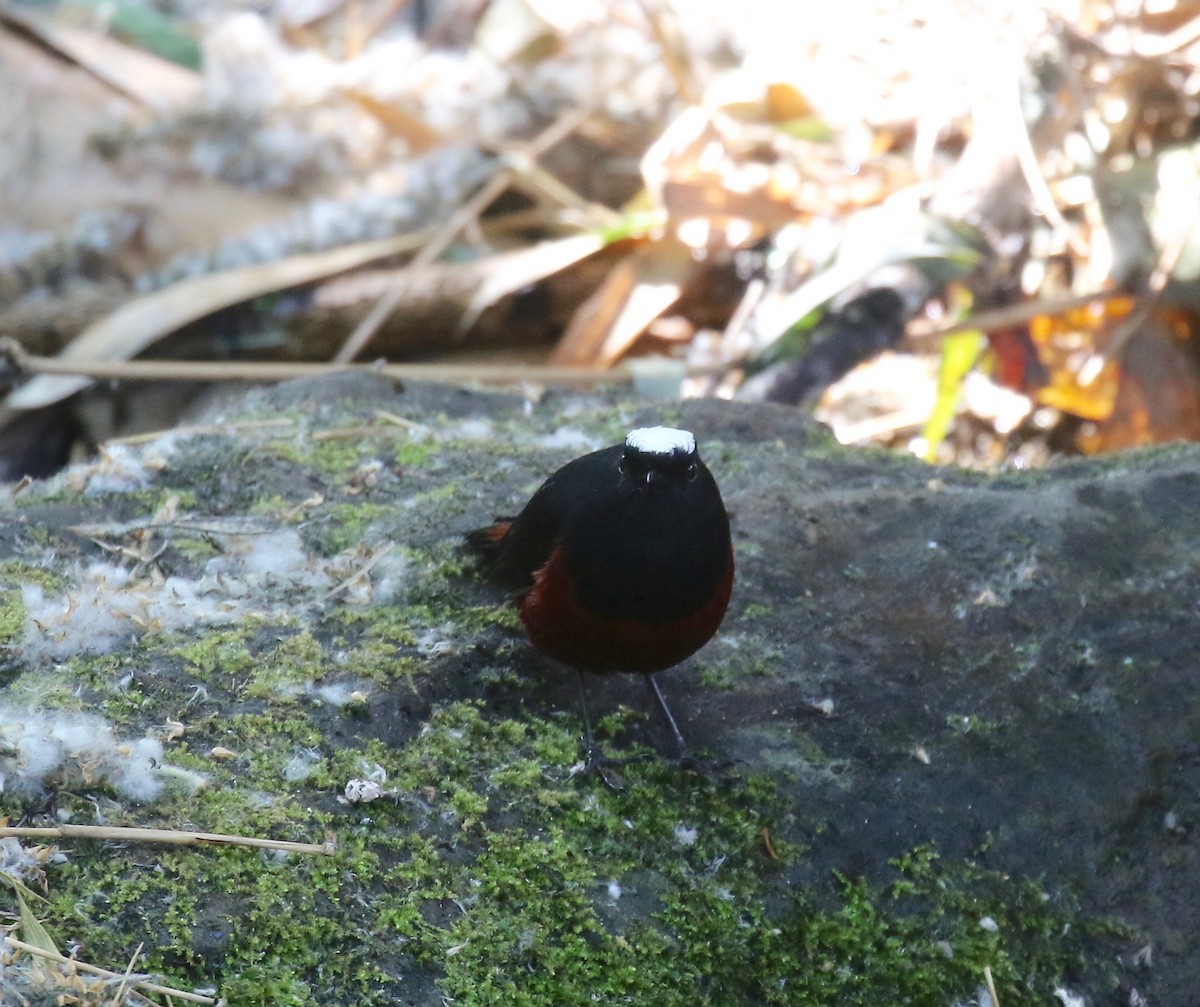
top-left (21, 564), bottom-right (244, 663)
top-left (19, 528), bottom-right (349, 663)
top-left (0, 709), bottom-right (191, 801)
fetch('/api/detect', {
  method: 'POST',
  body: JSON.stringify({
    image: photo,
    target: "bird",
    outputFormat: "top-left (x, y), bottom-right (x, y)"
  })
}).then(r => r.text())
top-left (467, 426), bottom-right (733, 765)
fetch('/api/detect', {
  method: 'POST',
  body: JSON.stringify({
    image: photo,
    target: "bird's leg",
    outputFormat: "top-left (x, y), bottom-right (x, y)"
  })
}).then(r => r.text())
top-left (646, 673), bottom-right (692, 760)
top-left (648, 676), bottom-right (735, 776)
top-left (575, 671), bottom-right (621, 789)
top-left (575, 669), bottom-right (598, 756)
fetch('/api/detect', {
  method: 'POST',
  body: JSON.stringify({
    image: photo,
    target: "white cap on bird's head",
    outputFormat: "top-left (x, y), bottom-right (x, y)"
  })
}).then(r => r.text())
top-left (624, 426), bottom-right (696, 458)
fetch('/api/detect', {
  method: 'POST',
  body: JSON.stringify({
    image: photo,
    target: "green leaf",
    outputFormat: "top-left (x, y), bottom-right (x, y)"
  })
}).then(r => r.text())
top-left (69, 0), bottom-right (202, 68)
top-left (922, 329), bottom-right (984, 462)
top-left (594, 209), bottom-right (666, 245)
top-left (1, 872), bottom-right (60, 953)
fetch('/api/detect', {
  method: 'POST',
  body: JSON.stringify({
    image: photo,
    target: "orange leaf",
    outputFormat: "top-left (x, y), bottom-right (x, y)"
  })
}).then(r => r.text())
top-left (1078, 308), bottom-right (1200, 453)
top-left (1028, 297), bottom-right (1134, 421)
top-left (551, 242), bottom-right (696, 367)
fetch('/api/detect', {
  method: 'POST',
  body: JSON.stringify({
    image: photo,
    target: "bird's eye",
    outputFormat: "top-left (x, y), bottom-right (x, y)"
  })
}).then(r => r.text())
top-left (686, 463), bottom-right (698, 481)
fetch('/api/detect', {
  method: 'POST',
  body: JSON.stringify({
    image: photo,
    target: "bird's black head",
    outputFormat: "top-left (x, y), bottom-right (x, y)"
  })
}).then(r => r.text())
top-left (618, 426), bottom-right (700, 489)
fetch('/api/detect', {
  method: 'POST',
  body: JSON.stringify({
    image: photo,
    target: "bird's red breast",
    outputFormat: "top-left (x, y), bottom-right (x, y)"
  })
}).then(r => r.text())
top-left (469, 426), bottom-right (733, 676)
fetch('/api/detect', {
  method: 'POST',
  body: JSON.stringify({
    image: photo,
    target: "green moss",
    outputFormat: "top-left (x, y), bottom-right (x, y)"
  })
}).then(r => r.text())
top-left (698, 659), bottom-right (737, 689)
top-left (699, 642), bottom-right (780, 689)
top-left (304, 501), bottom-right (390, 555)
top-left (244, 630), bottom-right (330, 701)
top-left (0, 562), bottom-right (66, 670)
top-left (171, 536), bottom-right (223, 564)
top-left (310, 437), bottom-right (374, 476)
top-left (19, 521), bottom-right (53, 544)
top-left (328, 604), bottom-right (418, 646)
top-left (249, 493), bottom-right (293, 519)
top-left (740, 602), bottom-right (773, 621)
top-left (351, 541), bottom-right (521, 643)
top-left (157, 488), bottom-right (199, 511)
top-left (0, 559), bottom-right (68, 594)
top-left (395, 440), bottom-right (437, 468)
top-left (33, 703), bottom-right (1120, 1007)
top-left (0, 667), bottom-right (81, 709)
top-left (259, 435), bottom-right (352, 475)
top-left (330, 634), bottom-right (417, 687)
top-left (224, 713), bottom-right (334, 787)
top-left (0, 588), bottom-right (23, 649)
top-left (169, 627), bottom-right (258, 680)
top-left (263, 426), bottom-right (432, 479)
top-left (409, 482), bottom-right (459, 509)
top-left (99, 486), bottom-right (180, 512)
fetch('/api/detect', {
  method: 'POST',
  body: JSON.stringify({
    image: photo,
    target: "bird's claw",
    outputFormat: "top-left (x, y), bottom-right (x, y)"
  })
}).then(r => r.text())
top-left (567, 745), bottom-right (623, 790)
top-left (569, 740), bottom-right (657, 790)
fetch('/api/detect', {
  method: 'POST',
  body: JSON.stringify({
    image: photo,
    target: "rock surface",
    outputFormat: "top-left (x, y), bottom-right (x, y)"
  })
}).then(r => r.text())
top-left (2, 373), bottom-right (1195, 1006)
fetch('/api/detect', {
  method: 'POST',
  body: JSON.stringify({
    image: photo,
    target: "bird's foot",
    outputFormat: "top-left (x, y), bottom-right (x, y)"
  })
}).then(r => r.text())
top-left (569, 745), bottom-right (623, 790)
top-left (665, 749), bottom-right (738, 780)
top-left (570, 741), bottom-right (654, 791)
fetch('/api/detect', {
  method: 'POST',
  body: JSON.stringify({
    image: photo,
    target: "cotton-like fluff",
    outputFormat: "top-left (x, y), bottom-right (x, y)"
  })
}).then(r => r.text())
top-left (534, 428), bottom-right (603, 452)
top-left (0, 835), bottom-right (65, 885)
top-left (21, 565), bottom-right (245, 663)
top-left (0, 709), bottom-right (187, 801)
top-left (358, 546), bottom-right (410, 606)
top-left (52, 441), bottom-right (173, 497)
top-left (20, 528), bottom-right (335, 664)
top-left (208, 529), bottom-right (327, 588)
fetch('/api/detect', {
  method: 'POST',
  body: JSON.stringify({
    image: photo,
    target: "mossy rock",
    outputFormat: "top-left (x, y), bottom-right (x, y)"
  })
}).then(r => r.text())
top-left (2, 373), bottom-right (1192, 1005)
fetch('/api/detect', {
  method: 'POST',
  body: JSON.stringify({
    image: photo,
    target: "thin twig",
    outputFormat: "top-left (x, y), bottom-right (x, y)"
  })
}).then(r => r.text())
top-left (334, 101), bottom-right (608, 363)
top-left (1078, 193), bottom-right (1200, 384)
top-left (372, 410), bottom-right (429, 431)
top-left (333, 171), bottom-right (514, 363)
top-left (109, 942), bottom-right (144, 1007)
top-left (905, 289), bottom-right (1128, 342)
top-left (105, 418), bottom-right (296, 446)
top-left (360, 0), bottom-right (411, 45)
top-left (309, 424), bottom-right (410, 441)
top-left (4, 937), bottom-right (217, 1005)
top-left (629, 0), bottom-right (699, 104)
top-left (320, 541), bottom-right (397, 601)
top-left (831, 404), bottom-right (932, 445)
top-left (1, 341), bottom-right (628, 387)
top-left (1128, 12), bottom-right (1200, 57)
top-left (1006, 66), bottom-right (1089, 258)
top-left (984, 964), bottom-right (1001, 1007)
top-left (0, 824), bottom-right (335, 855)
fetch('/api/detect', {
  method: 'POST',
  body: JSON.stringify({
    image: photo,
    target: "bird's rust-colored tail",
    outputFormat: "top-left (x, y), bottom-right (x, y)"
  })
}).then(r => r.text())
top-left (465, 520), bottom-right (512, 558)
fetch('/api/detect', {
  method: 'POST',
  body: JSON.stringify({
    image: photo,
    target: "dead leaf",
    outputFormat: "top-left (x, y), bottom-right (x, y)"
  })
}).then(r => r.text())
top-left (344, 90), bottom-right (449, 154)
top-left (551, 241), bottom-right (697, 367)
top-left (473, 0), bottom-right (563, 65)
top-left (1029, 299), bottom-right (1130, 422)
top-left (0, 2), bottom-right (201, 112)
top-left (1078, 307), bottom-right (1200, 452)
top-left (456, 232), bottom-right (607, 336)
top-left (641, 106), bottom-right (804, 252)
top-left (3, 232), bottom-right (430, 413)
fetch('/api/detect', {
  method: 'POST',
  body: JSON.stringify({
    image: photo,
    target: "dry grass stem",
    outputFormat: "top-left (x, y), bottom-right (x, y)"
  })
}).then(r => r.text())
top-left (984, 964), bottom-right (1001, 1007)
top-left (1, 340), bottom-right (627, 387)
top-left (0, 824), bottom-right (335, 855)
top-left (105, 419), bottom-right (296, 446)
top-left (321, 541), bottom-right (397, 601)
top-left (905, 290), bottom-right (1129, 343)
top-left (4, 936), bottom-right (218, 1005)
top-left (334, 101), bottom-right (608, 363)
